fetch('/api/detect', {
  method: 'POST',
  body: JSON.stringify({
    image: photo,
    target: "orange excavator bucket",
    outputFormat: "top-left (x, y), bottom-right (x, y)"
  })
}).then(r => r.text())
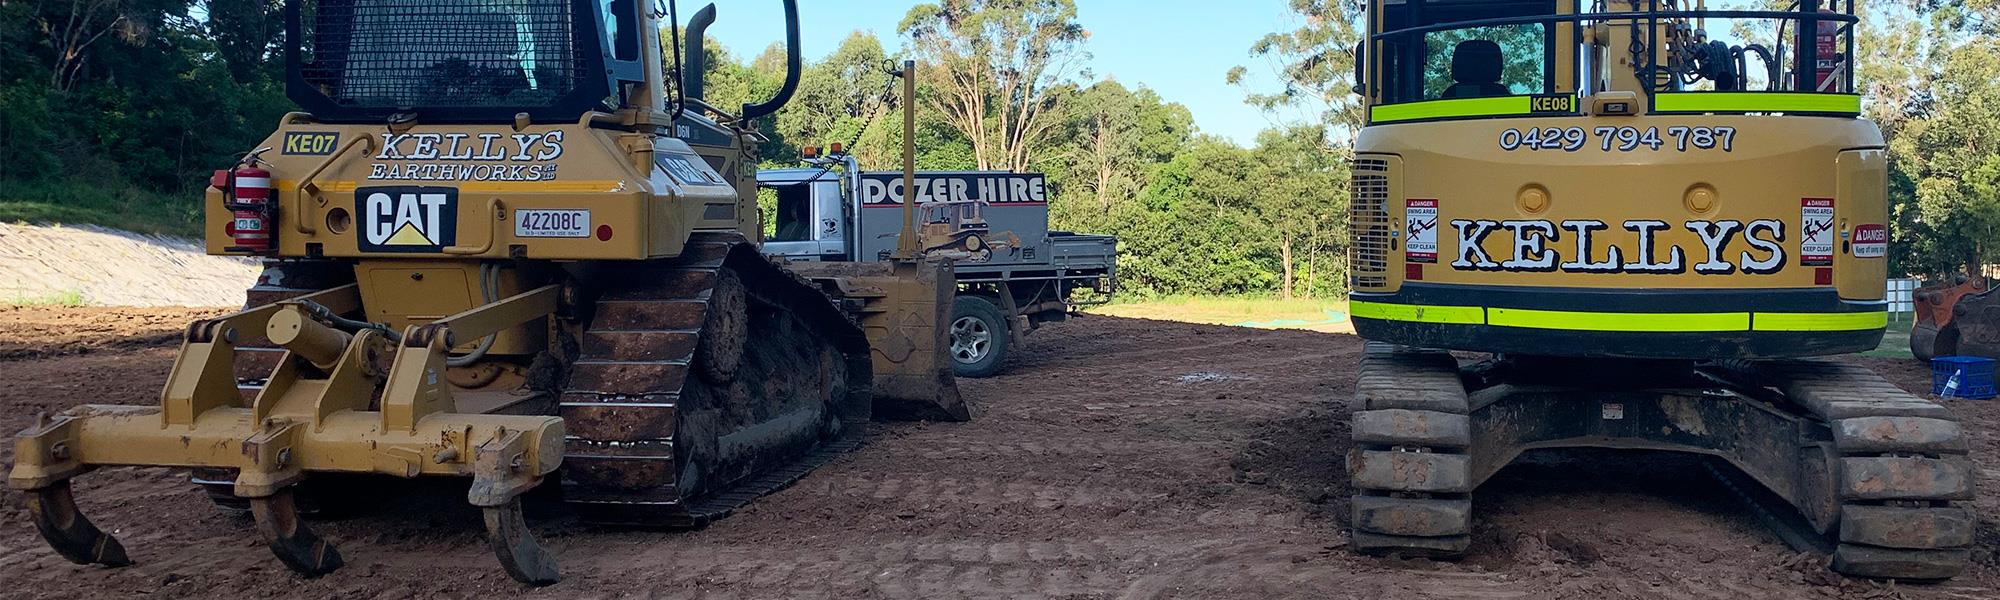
top-left (1911, 277), bottom-right (1996, 359)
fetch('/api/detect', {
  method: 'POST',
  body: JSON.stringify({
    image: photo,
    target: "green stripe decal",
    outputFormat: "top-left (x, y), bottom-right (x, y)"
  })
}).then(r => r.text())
top-left (1349, 301), bottom-right (1485, 324)
top-left (1652, 92), bottom-right (1861, 115)
top-left (1352, 300), bottom-right (1887, 333)
top-left (1370, 97), bottom-right (1533, 123)
top-left (1487, 307), bottom-right (1749, 332)
top-left (1753, 311), bottom-right (1889, 331)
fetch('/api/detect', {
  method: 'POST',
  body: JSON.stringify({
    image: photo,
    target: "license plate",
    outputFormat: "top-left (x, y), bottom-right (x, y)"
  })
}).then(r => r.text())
top-left (515, 209), bottom-right (590, 238)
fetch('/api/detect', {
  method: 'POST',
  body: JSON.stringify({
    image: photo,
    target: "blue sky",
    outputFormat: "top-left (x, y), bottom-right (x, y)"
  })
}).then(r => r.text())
top-left (700, 0), bottom-right (1306, 146)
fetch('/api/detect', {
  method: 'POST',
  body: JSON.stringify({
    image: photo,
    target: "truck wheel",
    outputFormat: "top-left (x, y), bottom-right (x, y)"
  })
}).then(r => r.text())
top-left (949, 296), bottom-right (1009, 378)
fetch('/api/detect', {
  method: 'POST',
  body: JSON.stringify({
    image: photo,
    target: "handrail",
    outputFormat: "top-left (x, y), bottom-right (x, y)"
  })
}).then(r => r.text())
top-left (444, 198), bottom-right (506, 255)
top-left (1372, 9), bottom-right (1856, 41)
top-left (292, 135), bottom-right (376, 234)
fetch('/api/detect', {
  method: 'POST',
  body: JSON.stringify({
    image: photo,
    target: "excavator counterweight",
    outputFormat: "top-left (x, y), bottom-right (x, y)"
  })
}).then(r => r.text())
top-left (1346, 0), bottom-right (1969, 580)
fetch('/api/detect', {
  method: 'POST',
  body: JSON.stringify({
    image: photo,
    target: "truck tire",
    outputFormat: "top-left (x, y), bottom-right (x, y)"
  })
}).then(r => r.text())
top-left (950, 295), bottom-right (1009, 378)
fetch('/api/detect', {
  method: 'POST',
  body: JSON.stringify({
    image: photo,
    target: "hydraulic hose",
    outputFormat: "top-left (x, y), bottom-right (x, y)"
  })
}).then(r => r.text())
top-left (447, 263), bottom-right (500, 367)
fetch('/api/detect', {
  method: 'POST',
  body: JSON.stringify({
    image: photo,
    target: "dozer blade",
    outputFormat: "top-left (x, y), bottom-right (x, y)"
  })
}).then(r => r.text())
top-left (793, 258), bottom-right (970, 422)
top-left (24, 480), bottom-right (132, 568)
top-left (250, 489), bottom-right (343, 577)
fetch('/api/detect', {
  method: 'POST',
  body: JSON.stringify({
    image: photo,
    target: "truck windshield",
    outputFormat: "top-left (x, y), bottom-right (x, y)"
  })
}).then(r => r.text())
top-left (298, 0), bottom-right (584, 110)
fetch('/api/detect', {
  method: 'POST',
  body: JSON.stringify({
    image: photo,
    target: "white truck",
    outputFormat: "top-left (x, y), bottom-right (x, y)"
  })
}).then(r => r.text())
top-left (760, 150), bottom-right (1117, 377)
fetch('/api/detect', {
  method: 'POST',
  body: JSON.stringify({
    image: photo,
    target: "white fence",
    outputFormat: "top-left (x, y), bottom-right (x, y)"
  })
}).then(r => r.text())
top-left (1887, 277), bottom-right (1919, 316)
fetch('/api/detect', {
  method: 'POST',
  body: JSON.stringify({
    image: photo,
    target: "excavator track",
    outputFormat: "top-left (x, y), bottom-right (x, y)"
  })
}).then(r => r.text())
top-left (1346, 342), bottom-right (1474, 557)
top-left (560, 232), bottom-right (873, 527)
top-left (1717, 360), bottom-right (1974, 580)
top-left (1347, 344), bottom-right (1973, 580)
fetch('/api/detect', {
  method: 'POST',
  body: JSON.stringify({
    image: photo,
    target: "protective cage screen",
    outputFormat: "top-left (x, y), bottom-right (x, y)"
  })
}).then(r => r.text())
top-left (298, 0), bottom-right (585, 109)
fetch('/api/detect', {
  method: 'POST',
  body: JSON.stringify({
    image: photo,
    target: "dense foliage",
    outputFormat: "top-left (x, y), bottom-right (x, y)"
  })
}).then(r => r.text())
top-left (0, 0), bottom-right (291, 232)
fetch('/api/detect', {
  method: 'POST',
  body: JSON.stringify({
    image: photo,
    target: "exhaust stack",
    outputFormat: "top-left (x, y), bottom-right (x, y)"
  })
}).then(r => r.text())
top-left (739, 0), bottom-right (800, 120)
top-left (682, 4), bottom-right (716, 101)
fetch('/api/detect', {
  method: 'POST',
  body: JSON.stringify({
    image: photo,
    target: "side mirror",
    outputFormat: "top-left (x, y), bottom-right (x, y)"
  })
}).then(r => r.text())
top-left (1350, 42), bottom-right (1366, 96)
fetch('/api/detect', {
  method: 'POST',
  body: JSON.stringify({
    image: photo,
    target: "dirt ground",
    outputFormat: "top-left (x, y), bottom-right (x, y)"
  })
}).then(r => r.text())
top-left (0, 309), bottom-right (1995, 599)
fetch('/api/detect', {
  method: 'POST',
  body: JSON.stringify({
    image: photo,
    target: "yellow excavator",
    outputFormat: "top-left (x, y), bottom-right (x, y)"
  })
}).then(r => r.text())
top-left (1348, 0), bottom-right (1970, 579)
top-left (9, 0), bottom-right (965, 585)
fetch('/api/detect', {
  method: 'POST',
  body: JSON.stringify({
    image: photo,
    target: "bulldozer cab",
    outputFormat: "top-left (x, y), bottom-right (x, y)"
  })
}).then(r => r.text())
top-left (289, 0), bottom-right (642, 124)
top-left (923, 198), bottom-right (986, 227)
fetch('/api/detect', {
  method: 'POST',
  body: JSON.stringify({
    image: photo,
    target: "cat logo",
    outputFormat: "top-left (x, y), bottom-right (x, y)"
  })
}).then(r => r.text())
top-left (282, 132), bottom-right (339, 155)
top-left (358, 186), bottom-right (458, 252)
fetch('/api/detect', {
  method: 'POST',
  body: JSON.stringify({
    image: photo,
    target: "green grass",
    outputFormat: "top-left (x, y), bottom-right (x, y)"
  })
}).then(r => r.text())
top-left (1859, 313), bottom-right (1917, 359)
top-left (0, 180), bottom-right (202, 237)
top-left (4, 289), bottom-right (86, 307)
top-left (1087, 295), bottom-right (1353, 333)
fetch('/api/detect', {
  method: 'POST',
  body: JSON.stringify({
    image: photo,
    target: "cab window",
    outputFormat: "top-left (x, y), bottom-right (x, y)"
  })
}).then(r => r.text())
top-left (1377, 0), bottom-right (1557, 104)
top-left (1422, 24), bottom-right (1546, 99)
top-left (762, 183), bottom-right (813, 242)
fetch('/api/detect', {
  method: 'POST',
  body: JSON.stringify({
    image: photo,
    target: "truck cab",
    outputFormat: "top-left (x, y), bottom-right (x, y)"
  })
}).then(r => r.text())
top-left (758, 150), bottom-right (1119, 377)
top-left (760, 166), bottom-right (850, 261)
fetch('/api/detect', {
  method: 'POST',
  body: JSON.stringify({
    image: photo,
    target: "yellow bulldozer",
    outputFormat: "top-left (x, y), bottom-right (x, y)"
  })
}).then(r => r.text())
top-left (9, 0), bottom-right (965, 585)
top-left (1347, 0), bottom-right (1970, 580)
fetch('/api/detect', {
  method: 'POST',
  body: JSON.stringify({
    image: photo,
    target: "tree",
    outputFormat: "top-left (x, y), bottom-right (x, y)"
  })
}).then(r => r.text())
top-left (1227, 0), bottom-right (1366, 138)
top-left (777, 32), bottom-right (899, 167)
top-left (1890, 38), bottom-right (2000, 277)
top-left (202, 0), bottom-right (281, 82)
top-left (31, 0), bottom-right (184, 92)
top-left (1061, 81), bottom-right (1191, 211)
top-left (1247, 126), bottom-right (1345, 299)
top-left (899, 0), bottom-right (1089, 172)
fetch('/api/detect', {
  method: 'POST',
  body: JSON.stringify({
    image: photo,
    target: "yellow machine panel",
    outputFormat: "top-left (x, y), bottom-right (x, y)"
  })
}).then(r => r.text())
top-left (1342, 0), bottom-right (1970, 582)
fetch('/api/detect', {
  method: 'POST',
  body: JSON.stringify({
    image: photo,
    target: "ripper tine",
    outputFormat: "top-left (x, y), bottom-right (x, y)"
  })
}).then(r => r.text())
top-left (484, 498), bottom-right (560, 585)
top-left (26, 481), bottom-right (132, 567)
top-left (249, 489), bottom-right (344, 577)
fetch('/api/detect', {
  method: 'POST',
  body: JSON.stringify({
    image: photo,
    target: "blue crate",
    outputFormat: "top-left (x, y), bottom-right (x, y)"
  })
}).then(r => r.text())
top-left (1932, 356), bottom-right (1998, 400)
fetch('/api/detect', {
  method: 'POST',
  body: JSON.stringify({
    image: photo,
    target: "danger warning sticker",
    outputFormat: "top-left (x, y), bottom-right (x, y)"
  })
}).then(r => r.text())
top-left (1852, 223), bottom-right (1887, 258)
top-left (1406, 199), bottom-right (1438, 264)
top-left (1800, 198), bottom-right (1834, 266)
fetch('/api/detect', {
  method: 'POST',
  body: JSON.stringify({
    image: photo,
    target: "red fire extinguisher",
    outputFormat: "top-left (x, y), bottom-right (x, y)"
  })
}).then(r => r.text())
top-left (216, 152), bottom-right (275, 253)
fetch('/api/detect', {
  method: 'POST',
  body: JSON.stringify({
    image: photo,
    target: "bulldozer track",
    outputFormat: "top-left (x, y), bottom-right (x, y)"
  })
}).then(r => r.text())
top-left (1345, 342), bottom-right (1474, 558)
top-left (559, 232), bottom-right (872, 528)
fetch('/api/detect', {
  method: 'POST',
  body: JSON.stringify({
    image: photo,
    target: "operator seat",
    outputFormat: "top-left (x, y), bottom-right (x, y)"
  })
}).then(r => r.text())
top-left (1441, 39), bottom-right (1511, 98)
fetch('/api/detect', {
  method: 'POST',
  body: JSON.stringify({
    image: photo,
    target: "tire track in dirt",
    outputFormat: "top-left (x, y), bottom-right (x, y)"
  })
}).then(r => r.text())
top-left (5, 314), bottom-right (2000, 598)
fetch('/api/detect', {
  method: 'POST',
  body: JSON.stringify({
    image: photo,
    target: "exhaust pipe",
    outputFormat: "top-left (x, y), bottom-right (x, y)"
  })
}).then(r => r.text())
top-left (739, 0), bottom-right (800, 121)
top-left (682, 4), bottom-right (715, 101)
